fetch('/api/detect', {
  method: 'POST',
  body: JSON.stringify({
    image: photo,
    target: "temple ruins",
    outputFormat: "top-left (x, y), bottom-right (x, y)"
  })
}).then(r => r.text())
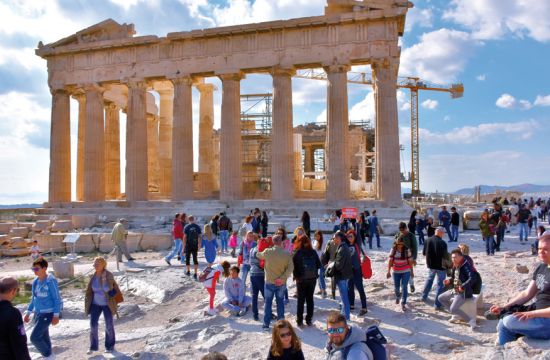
top-left (36, 0), bottom-right (411, 209)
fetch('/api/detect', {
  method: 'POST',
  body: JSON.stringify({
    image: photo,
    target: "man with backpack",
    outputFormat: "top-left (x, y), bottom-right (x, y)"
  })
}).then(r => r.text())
top-left (183, 215), bottom-right (202, 280)
top-left (292, 236), bottom-right (322, 327)
top-left (325, 310), bottom-right (387, 360)
top-left (217, 212), bottom-right (232, 254)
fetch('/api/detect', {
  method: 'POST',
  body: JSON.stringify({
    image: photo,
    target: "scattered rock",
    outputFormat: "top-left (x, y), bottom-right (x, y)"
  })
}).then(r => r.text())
top-left (515, 264), bottom-right (529, 274)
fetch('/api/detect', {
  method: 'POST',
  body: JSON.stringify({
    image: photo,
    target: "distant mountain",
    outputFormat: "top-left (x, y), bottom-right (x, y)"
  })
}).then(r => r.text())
top-left (0, 203), bottom-right (41, 209)
top-left (453, 184), bottom-right (550, 195)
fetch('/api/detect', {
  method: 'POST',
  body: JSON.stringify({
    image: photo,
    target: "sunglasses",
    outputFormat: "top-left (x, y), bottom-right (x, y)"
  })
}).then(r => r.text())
top-left (279, 331), bottom-right (292, 339)
top-left (31, 267), bottom-right (41, 272)
top-left (327, 327), bottom-right (346, 335)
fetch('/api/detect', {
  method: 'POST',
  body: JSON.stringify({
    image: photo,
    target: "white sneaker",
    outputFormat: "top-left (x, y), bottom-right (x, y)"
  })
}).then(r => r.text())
top-left (86, 349), bottom-right (95, 355)
top-left (207, 308), bottom-right (217, 316)
top-left (449, 315), bottom-right (461, 324)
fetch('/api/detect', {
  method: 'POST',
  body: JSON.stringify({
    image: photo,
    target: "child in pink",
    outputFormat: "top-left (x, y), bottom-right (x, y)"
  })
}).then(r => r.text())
top-left (228, 231), bottom-right (238, 257)
top-left (201, 260), bottom-right (231, 316)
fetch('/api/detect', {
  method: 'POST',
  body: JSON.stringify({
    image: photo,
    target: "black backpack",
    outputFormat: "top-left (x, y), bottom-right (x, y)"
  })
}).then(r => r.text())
top-left (343, 325), bottom-right (388, 360)
top-left (187, 226), bottom-right (199, 250)
top-left (472, 271), bottom-right (483, 295)
top-left (219, 216), bottom-right (230, 230)
top-left (301, 252), bottom-right (319, 280)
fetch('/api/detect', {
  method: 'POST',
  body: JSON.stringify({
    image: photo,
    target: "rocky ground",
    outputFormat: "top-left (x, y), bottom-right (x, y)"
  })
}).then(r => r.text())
top-left (2, 224), bottom-right (550, 360)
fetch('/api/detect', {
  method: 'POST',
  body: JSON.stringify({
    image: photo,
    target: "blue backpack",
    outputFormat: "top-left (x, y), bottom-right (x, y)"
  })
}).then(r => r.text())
top-left (343, 325), bottom-right (388, 360)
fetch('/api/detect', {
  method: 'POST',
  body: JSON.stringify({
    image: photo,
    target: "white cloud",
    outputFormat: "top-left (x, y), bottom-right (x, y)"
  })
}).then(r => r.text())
top-left (444, 0), bottom-right (550, 42)
top-left (400, 29), bottom-right (479, 83)
top-left (399, 119), bottom-right (540, 145)
top-left (534, 95), bottom-right (550, 107)
top-left (495, 93), bottom-right (516, 109)
top-left (421, 99), bottom-right (438, 110)
top-left (405, 7), bottom-right (433, 32)
top-left (476, 74), bottom-right (486, 81)
top-left (349, 91), bottom-right (375, 122)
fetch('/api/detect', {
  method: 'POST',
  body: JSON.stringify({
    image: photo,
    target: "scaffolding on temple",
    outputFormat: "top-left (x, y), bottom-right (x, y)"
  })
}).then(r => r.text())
top-left (240, 93), bottom-right (273, 197)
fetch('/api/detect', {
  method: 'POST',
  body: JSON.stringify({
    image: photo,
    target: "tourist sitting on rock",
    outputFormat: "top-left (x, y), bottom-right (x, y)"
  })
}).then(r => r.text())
top-left (201, 260), bottom-right (231, 316)
top-left (267, 319), bottom-right (305, 360)
top-left (438, 249), bottom-right (479, 329)
top-left (221, 265), bottom-right (251, 317)
top-left (85, 257), bottom-right (122, 355)
top-left (490, 234), bottom-right (550, 345)
top-left (457, 243), bottom-right (477, 272)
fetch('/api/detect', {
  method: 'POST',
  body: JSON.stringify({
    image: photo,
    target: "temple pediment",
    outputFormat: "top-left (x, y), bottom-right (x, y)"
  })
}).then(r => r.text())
top-left (39, 19), bottom-right (135, 50)
top-left (325, 0), bottom-right (413, 14)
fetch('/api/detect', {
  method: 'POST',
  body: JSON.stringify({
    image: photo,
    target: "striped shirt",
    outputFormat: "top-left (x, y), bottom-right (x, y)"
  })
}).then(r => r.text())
top-left (389, 248), bottom-right (412, 273)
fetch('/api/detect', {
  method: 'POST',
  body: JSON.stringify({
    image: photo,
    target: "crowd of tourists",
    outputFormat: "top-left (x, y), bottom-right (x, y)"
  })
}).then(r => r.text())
top-left (2, 200), bottom-right (550, 359)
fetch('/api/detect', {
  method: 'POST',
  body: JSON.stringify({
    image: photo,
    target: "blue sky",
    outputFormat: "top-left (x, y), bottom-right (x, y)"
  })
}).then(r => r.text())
top-left (0, 0), bottom-right (549, 203)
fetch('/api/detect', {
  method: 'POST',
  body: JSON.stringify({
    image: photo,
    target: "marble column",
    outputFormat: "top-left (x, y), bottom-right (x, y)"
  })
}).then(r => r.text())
top-left (171, 76), bottom-right (194, 200)
top-left (104, 102), bottom-right (120, 200)
top-left (324, 64), bottom-right (350, 202)
top-left (303, 145), bottom-right (314, 175)
top-left (83, 84), bottom-right (106, 202)
top-left (147, 114), bottom-right (160, 192)
top-left (48, 88), bottom-right (71, 203)
top-left (157, 88), bottom-right (173, 197)
top-left (218, 72), bottom-right (244, 201)
top-left (373, 60), bottom-right (401, 206)
top-left (271, 68), bottom-right (295, 201)
top-left (74, 93), bottom-right (85, 201)
top-left (197, 82), bottom-right (215, 193)
top-left (125, 80), bottom-right (149, 201)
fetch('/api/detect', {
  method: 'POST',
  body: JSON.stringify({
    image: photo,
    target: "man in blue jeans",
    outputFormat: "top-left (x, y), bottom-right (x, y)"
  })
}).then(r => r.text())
top-left (450, 207), bottom-right (460, 242)
top-left (331, 232), bottom-right (354, 320)
top-left (516, 204), bottom-right (531, 243)
top-left (490, 234), bottom-right (550, 345)
top-left (256, 235), bottom-right (293, 330)
top-left (422, 227), bottom-right (449, 310)
top-left (438, 206), bottom-right (452, 242)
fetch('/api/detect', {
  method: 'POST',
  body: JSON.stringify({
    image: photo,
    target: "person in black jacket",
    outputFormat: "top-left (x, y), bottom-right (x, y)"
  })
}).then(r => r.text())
top-left (261, 211), bottom-right (269, 238)
top-left (292, 236), bottom-right (321, 327)
top-left (301, 211), bottom-right (311, 239)
top-left (450, 207), bottom-right (460, 242)
top-left (438, 248), bottom-right (479, 329)
top-left (0, 277), bottom-right (31, 360)
top-left (408, 210), bottom-right (417, 235)
top-left (421, 227), bottom-right (449, 310)
top-left (345, 230), bottom-right (368, 316)
top-left (331, 231), bottom-right (354, 321)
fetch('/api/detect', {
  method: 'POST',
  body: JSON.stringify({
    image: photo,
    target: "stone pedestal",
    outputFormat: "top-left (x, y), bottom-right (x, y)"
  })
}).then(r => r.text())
top-left (126, 80), bottom-right (149, 201)
top-left (325, 65), bottom-right (350, 202)
top-left (218, 73), bottom-right (244, 201)
top-left (104, 102), bottom-right (120, 200)
top-left (271, 68), bottom-right (295, 200)
top-left (373, 61), bottom-right (401, 206)
top-left (83, 85), bottom-right (105, 201)
top-left (49, 89), bottom-right (71, 203)
top-left (74, 94), bottom-right (85, 201)
top-left (172, 77), bottom-right (194, 200)
top-left (197, 82), bottom-right (215, 193)
top-left (157, 88), bottom-right (173, 197)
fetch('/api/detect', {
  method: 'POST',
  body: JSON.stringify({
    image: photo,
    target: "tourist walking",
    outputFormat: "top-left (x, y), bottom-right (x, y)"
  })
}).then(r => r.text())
top-left (438, 206), bottom-right (452, 242)
top-left (421, 227), bottom-right (449, 310)
top-left (222, 266), bottom-right (252, 316)
top-left (202, 224), bottom-right (219, 265)
top-left (111, 218), bottom-right (135, 262)
top-left (165, 213), bottom-right (184, 266)
top-left (516, 204), bottom-right (531, 243)
top-left (313, 231), bottom-right (327, 298)
top-left (407, 210), bottom-right (417, 235)
top-left (395, 222), bottom-right (418, 293)
top-left (479, 211), bottom-right (495, 256)
top-left (330, 231), bottom-right (354, 320)
top-left (267, 319), bottom-right (305, 360)
top-left (228, 231), bottom-right (238, 257)
top-left (292, 236), bottom-right (321, 327)
top-left (251, 210), bottom-right (262, 235)
top-left (249, 237), bottom-right (271, 321)
top-left (301, 211), bottom-right (311, 239)
top-left (367, 210), bottom-right (381, 249)
top-left (201, 260), bottom-right (231, 316)
top-left (238, 231), bottom-right (257, 288)
top-left (345, 231), bottom-right (368, 316)
top-left (183, 215), bottom-right (202, 280)
top-left (531, 205), bottom-right (541, 235)
top-left (239, 216), bottom-right (254, 244)
top-left (438, 249), bottom-right (479, 329)
top-left (416, 215), bottom-right (426, 245)
top-left (0, 276), bottom-right (31, 360)
top-left (24, 258), bottom-right (62, 359)
top-left (322, 235), bottom-right (339, 300)
top-left (217, 212), bottom-right (232, 254)
top-left (450, 207), bottom-right (460, 242)
top-left (492, 203), bottom-right (506, 252)
top-left (257, 235), bottom-right (294, 330)
top-left (85, 257), bottom-right (121, 355)
top-left (387, 236), bottom-right (414, 311)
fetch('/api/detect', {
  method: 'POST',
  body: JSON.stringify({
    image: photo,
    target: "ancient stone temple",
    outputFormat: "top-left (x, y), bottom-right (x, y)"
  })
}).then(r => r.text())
top-left (37, 0), bottom-right (411, 207)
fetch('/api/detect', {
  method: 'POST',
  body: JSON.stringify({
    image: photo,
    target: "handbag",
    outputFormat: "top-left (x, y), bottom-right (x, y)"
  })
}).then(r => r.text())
top-left (108, 287), bottom-right (124, 304)
top-left (361, 256), bottom-right (373, 279)
top-left (325, 261), bottom-right (336, 277)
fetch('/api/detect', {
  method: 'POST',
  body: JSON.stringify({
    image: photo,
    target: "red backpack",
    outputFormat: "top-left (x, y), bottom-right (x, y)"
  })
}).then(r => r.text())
top-left (361, 255), bottom-right (373, 279)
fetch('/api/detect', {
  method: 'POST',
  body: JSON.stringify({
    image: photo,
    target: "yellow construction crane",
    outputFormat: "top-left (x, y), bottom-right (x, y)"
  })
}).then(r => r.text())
top-left (294, 69), bottom-right (464, 195)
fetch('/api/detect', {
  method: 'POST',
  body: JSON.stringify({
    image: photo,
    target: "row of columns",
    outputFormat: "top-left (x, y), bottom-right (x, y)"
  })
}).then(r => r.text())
top-left (48, 61), bottom-right (400, 205)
